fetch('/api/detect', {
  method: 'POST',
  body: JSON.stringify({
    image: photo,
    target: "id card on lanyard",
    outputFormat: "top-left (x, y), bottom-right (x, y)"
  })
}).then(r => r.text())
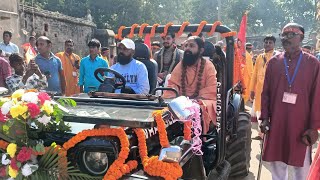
top-left (282, 52), bottom-right (303, 104)
top-left (65, 53), bottom-right (78, 77)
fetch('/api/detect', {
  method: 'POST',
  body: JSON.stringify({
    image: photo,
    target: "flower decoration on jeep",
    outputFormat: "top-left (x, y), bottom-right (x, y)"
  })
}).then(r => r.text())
top-left (0, 89), bottom-right (95, 179)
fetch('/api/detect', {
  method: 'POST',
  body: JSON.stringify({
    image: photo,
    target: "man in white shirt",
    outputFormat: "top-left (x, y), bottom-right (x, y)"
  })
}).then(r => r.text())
top-left (111, 38), bottom-right (149, 94)
top-left (0, 31), bottom-right (19, 58)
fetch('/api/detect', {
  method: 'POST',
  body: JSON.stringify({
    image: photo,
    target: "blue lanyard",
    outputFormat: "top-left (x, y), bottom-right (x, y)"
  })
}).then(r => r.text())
top-left (283, 52), bottom-right (303, 88)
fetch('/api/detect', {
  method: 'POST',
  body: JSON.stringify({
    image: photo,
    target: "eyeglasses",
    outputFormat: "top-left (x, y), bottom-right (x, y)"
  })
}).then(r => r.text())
top-left (264, 41), bottom-right (274, 45)
top-left (279, 32), bottom-right (301, 39)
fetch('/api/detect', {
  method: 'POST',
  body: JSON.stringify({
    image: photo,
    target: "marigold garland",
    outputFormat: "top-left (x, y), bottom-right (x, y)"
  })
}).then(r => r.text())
top-left (62, 128), bottom-right (137, 180)
top-left (116, 26), bottom-right (126, 40)
top-left (128, 24), bottom-right (139, 39)
top-left (161, 22), bottom-right (174, 37)
top-left (134, 129), bottom-right (183, 180)
top-left (192, 21), bottom-right (207, 36)
top-left (152, 110), bottom-right (169, 148)
top-left (0, 139), bottom-right (9, 150)
top-left (138, 23), bottom-right (149, 38)
top-left (176, 21), bottom-right (190, 37)
top-left (207, 21), bottom-right (222, 36)
top-left (150, 23), bottom-right (159, 38)
top-left (221, 31), bottom-right (237, 38)
top-left (184, 121), bottom-right (192, 141)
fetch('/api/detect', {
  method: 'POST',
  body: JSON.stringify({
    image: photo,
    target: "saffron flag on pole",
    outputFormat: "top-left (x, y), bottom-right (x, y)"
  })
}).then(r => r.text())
top-left (237, 11), bottom-right (248, 57)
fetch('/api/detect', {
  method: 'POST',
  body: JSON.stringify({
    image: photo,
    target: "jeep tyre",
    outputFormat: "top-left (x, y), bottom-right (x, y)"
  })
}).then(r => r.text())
top-left (226, 112), bottom-right (251, 177)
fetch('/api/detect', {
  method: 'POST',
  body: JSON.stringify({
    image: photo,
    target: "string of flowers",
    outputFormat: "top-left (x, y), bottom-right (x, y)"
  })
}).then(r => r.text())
top-left (150, 23), bottom-right (159, 38)
top-left (176, 21), bottom-right (190, 37)
top-left (221, 31), bottom-right (237, 38)
top-left (115, 26), bottom-right (126, 40)
top-left (161, 22), bottom-right (174, 37)
top-left (128, 24), bottom-right (139, 39)
top-left (207, 21), bottom-right (222, 36)
top-left (115, 21), bottom-right (227, 39)
top-left (138, 23), bottom-right (149, 38)
top-left (185, 101), bottom-right (203, 155)
top-left (192, 21), bottom-right (207, 36)
top-left (134, 128), bottom-right (183, 180)
top-left (62, 128), bottom-right (138, 180)
top-left (152, 110), bottom-right (169, 147)
top-left (0, 140), bottom-right (9, 150)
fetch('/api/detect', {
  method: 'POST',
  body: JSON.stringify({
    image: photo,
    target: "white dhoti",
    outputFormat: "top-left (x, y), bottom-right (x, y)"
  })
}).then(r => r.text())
top-left (269, 147), bottom-right (311, 180)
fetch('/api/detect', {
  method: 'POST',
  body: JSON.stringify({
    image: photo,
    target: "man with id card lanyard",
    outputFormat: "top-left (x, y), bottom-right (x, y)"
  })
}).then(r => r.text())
top-left (56, 39), bottom-right (81, 96)
top-left (259, 23), bottom-right (320, 180)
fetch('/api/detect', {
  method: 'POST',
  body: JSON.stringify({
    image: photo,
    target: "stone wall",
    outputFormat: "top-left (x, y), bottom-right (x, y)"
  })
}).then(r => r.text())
top-left (20, 5), bottom-right (96, 57)
top-left (0, 0), bottom-right (20, 48)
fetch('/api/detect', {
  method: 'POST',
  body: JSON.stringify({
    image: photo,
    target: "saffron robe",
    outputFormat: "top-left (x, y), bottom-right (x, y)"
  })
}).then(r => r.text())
top-left (163, 59), bottom-right (217, 133)
top-left (261, 50), bottom-right (320, 166)
top-left (55, 52), bottom-right (81, 96)
top-left (242, 51), bottom-right (254, 102)
top-left (249, 50), bottom-right (275, 112)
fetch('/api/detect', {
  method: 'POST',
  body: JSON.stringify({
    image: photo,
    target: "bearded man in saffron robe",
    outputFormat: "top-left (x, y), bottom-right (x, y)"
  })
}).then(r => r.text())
top-left (260, 23), bottom-right (320, 180)
top-left (164, 36), bottom-right (217, 134)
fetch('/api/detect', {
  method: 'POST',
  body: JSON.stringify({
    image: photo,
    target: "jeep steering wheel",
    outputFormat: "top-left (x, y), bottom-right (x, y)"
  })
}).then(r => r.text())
top-left (94, 68), bottom-right (126, 90)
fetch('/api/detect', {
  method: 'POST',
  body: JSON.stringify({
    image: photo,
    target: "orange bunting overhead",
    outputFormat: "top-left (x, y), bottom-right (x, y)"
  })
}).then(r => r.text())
top-left (192, 21), bottom-right (207, 36)
top-left (128, 24), bottom-right (139, 39)
top-left (116, 26), bottom-right (126, 40)
top-left (207, 21), bottom-right (222, 36)
top-left (221, 31), bottom-right (237, 38)
top-left (161, 22), bottom-right (174, 37)
top-left (138, 23), bottom-right (149, 38)
top-left (150, 23), bottom-right (160, 38)
top-left (176, 21), bottom-right (190, 37)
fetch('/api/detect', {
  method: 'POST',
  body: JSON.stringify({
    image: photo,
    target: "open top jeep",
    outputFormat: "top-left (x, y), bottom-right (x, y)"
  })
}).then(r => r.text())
top-left (38, 22), bottom-right (251, 180)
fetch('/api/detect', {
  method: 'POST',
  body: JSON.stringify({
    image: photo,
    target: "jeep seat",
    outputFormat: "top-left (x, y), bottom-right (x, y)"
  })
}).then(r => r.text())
top-left (133, 42), bottom-right (158, 93)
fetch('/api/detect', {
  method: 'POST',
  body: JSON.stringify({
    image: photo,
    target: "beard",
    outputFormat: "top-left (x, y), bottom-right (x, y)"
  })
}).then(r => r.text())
top-left (117, 53), bottom-right (132, 65)
top-left (182, 50), bottom-right (200, 66)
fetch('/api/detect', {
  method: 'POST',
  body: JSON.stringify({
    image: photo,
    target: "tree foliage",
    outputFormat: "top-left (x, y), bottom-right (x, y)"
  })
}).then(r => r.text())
top-left (23, 0), bottom-right (318, 34)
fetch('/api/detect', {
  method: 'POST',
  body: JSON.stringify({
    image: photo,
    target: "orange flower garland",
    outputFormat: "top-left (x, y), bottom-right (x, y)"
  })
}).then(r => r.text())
top-left (221, 31), bottom-right (237, 38)
top-left (115, 26), bottom-right (126, 40)
top-left (128, 24), bottom-right (139, 39)
top-left (138, 23), bottom-right (149, 38)
top-left (0, 139), bottom-right (9, 150)
top-left (176, 21), bottom-right (190, 37)
top-left (161, 22), bottom-right (174, 37)
top-left (134, 128), bottom-right (183, 180)
top-left (62, 128), bottom-right (138, 180)
top-left (150, 23), bottom-right (159, 38)
top-left (207, 21), bottom-right (222, 36)
top-left (184, 121), bottom-right (192, 141)
top-left (152, 110), bottom-right (169, 147)
top-left (192, 21), bottom-right (207, 36)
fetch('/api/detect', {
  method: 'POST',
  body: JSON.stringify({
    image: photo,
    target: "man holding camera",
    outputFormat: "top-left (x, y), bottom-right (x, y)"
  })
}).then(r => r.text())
top-left (56, 39), bottom-right (81, 96)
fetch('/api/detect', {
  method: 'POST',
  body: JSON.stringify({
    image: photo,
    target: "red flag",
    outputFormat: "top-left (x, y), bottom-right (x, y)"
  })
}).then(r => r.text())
top-left (144, 34), bottom-right (151, 49)
top-left (237, 12), bottom-right (247, 56)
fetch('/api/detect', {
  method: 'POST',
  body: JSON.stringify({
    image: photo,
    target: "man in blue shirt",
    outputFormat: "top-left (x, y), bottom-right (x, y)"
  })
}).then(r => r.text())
top-left (111, 38), bottom-right (149, 94)
top-left (35, 36), bottom-right (66, 95)
top-left (79, 39), bottom-right (108, 93)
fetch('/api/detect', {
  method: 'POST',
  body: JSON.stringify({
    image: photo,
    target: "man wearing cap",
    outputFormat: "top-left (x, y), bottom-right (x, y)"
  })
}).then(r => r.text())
top-left (154, 33), bottom-right (183, 85)
top-left (259, 23), bottom-right (320, 180)
top-left (78, 39), bottom-right (108, 93)
top-left (249, 35), bottom-right (277, 126)
top-left (110, 38), bottom-right (149, 94)
top-left (35, 36), bottom-right (66, 95)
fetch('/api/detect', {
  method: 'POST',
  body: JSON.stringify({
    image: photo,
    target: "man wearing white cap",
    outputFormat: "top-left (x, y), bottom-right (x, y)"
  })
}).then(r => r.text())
top-left (111, 38), bottom-right (149, 94)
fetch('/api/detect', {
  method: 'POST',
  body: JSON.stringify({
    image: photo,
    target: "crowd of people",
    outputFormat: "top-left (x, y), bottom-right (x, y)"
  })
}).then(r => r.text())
top-left (0, 22), bottom-right (320, 179)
